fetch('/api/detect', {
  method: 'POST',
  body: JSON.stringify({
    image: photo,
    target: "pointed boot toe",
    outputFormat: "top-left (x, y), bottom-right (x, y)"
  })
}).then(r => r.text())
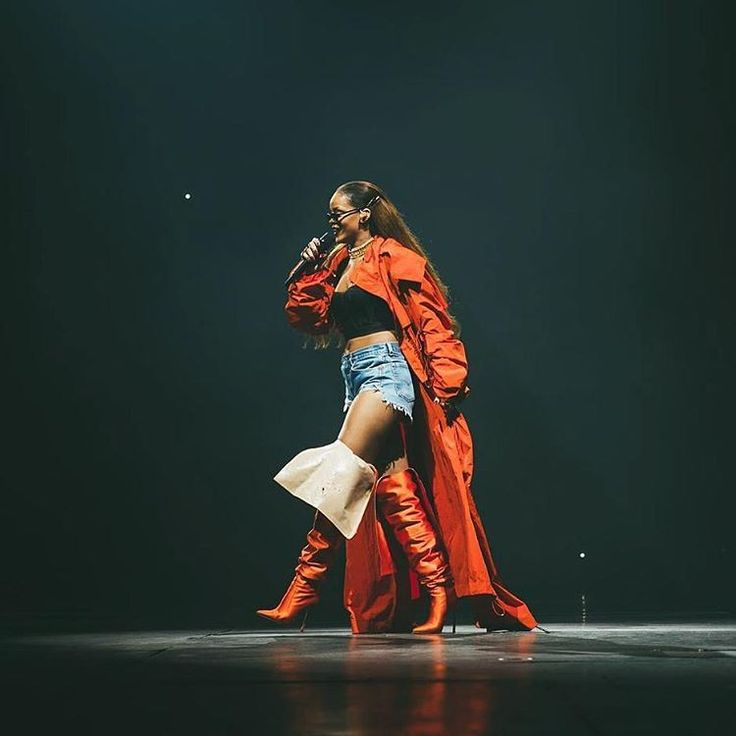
top-left (256, 573), bottom-right (320, 624)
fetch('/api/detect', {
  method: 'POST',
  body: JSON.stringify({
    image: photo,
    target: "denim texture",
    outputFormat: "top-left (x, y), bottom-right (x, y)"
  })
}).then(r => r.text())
top-left (340, 341), bottom-right (415, 421)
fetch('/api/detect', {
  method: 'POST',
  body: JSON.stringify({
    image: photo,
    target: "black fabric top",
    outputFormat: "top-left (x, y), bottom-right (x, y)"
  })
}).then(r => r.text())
top-left (330, 284), bottom-right (396, 340)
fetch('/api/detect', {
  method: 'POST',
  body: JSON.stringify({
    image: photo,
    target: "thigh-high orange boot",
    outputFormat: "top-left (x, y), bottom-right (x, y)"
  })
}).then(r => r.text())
top-left (375, 468), bottom-right (456, 634)
top-left (256, 510), bottom-right (343, 630)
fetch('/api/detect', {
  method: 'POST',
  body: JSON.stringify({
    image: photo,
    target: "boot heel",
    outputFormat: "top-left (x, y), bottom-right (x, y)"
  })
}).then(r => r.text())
top-left (300, 607), bottom-right (310, 633)
top-left (448, 587), bottom-right (458, 634)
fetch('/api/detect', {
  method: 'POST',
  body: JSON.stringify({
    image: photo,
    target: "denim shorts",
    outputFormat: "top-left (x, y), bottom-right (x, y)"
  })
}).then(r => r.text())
top-left (340, 341), bottom-right (415, 422)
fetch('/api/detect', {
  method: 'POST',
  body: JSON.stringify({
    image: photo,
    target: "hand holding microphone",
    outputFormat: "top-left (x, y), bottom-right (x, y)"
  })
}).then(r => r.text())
top-left (284, 230), bottom-right (336, 286)
top-left (300, 237), bottom-right (324, 263)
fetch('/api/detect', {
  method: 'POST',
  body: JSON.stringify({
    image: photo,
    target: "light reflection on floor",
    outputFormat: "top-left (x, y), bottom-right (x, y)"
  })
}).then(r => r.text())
top-left (3, 623), bottom-right (735, 734)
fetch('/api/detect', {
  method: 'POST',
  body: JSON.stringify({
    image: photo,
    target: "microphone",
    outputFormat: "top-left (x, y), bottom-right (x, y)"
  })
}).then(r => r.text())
top-left (284, 230), bottom-right (337, 286)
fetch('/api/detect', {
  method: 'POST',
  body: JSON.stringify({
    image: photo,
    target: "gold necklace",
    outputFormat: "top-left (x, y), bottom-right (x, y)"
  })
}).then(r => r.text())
top-left (348, 237), bottom-right (374, 261)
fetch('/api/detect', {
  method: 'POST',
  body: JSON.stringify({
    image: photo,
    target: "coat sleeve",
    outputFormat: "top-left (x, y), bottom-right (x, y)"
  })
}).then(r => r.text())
top-left (284, 264), bottom-right (338, 335)
top-left (414, 271), bottom-right (470, 402)
top-left (387, 244), bottom-right (470, 402)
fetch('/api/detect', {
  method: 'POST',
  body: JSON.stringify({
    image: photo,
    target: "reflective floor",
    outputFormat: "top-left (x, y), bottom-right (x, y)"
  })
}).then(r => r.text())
top-left (3, 622), bottom-right (735, 734)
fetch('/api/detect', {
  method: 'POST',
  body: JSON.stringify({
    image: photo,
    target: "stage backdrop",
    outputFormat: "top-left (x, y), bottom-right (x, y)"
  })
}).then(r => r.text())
top-left (3, 0), bottom-right (733, 630)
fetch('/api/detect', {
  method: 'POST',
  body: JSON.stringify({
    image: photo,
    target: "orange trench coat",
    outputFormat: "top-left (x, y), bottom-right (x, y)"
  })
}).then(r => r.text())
top-left (285, 235), bottom-right (538, 633)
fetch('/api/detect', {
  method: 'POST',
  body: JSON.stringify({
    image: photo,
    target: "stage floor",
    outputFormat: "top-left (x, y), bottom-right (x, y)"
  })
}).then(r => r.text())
top-left (3, 622), bottom-right (735, 734)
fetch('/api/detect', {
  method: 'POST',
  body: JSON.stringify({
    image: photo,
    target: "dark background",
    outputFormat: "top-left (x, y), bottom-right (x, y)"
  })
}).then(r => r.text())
top-left (3, 0), bottom-right (733, 631)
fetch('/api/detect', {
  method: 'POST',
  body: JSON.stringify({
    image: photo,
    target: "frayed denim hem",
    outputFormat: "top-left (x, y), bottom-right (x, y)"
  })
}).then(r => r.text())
top-left (343, 385), bottom-right (413, 423)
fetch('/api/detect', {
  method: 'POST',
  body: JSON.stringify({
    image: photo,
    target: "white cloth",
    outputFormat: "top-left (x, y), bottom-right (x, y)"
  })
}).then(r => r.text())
top-left (273, 439), bottom-right (377, 539)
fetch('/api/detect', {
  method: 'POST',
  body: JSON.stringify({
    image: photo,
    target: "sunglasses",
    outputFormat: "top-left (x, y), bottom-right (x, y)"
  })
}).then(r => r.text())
top-left (326, 196), bottom-right (381, 224)
top-left (325, 206), bottom-right (361, 224)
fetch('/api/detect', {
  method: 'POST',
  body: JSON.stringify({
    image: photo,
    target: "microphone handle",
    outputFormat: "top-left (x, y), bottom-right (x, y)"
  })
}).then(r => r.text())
top-left (284, 230), bottom-right (336, 286)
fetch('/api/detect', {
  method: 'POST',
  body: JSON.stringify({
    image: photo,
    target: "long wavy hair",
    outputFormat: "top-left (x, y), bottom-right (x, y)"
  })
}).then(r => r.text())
top-left (307, 180), bottom-right (462, 350)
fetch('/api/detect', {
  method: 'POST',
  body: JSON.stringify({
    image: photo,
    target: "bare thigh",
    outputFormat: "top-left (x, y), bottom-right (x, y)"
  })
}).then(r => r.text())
top-left (337, 389), bottom-right (409, 475)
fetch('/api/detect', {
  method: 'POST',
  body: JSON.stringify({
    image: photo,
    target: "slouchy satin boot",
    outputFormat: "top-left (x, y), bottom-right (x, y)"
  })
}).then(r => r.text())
top-left (259, 439), bottom-right (378, 630)
top-left (375, 468), bottom-right (456, 634)
top-left (256, 511), bottom-right (343, 631)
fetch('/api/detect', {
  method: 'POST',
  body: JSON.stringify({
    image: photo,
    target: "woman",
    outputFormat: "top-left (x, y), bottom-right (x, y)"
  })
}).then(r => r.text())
top-left (257, 181), bottom-right (540, 635)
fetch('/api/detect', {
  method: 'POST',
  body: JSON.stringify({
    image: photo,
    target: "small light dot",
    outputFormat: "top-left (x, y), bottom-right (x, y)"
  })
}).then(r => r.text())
top-left (579, 552), bottom-right (586, 558)
top-left (498, 657), bottom-right (504, 661)
top-left (184, 192), bottom-right (192, 200)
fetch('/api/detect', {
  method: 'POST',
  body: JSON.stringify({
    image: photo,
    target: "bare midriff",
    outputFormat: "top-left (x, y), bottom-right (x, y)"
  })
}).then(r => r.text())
top-left (342, 330), bottom-right (399, 356)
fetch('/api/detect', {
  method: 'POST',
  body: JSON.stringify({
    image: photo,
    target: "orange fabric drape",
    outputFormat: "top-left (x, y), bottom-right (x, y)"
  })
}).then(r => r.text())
top-left (285, 236), bottom-right (539, 632)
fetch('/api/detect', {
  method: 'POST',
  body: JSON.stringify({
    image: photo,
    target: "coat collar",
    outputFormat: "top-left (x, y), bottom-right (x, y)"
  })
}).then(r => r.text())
top-left (329, 235), bottom-right (426, 286)
top-left (373, 236), bottom-right (427, 284)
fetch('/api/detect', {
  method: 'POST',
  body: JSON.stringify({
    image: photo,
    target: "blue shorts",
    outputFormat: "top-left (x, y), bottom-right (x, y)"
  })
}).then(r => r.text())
top-left (340, 341), bottom-right (415, 422)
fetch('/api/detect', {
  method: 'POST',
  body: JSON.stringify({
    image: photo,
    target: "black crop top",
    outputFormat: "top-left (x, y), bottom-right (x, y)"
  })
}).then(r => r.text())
top-left (330, 284), bottom-right (396, 340)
